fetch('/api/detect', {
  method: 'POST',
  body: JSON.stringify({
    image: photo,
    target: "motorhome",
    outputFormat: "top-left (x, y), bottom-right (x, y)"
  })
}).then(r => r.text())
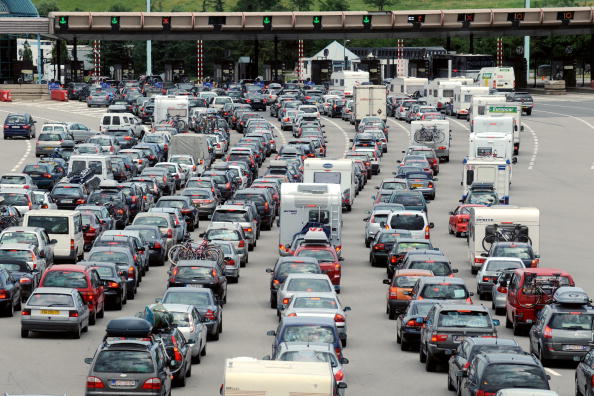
top-left (330, 71), bottom-right (369, 97)
top-left (468, 95), bottom-right (507, 127)
top-left (303, 159), bottom-right (356, 211)
top-left (476, 66), bottom-right (516, 92)
top-left (468, 206), bottom-right (540, 273)
top-left (389, 77), bottom-right (428, 96)
top-left (469, 132), bottom-right (514, 165)
top-left (452, 86), bottom-right (489, 118)
top-left (154, 95), bottom-right (190, 128)
top-left (482, 103), bottom-right (523, 155)
top-left (279, 183), bottom-right (342, 256)
top-left (461, 157), bottom-right (511, 204)
top-left (410, 120), bottom-right (451, 161)
top-left (425, 78), bottom-right (473, 111)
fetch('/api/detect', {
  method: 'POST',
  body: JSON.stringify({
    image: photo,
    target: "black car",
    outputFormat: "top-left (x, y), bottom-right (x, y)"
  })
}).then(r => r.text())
top-left (66, 82), bottom-right (89, 100)
top-left (117, 182), bottom-right (145, 218)
top-left (395, 300), bottom-right (436, 351)
top-left (266, 257), bottom-right (322, 309)
top-left (243, 92), bottom-right (267, 111)
top-left (87, 189), bottom-right (130, 229)
top-left (0, 259), bottom-right (31, 302)
top-left (506, 91), bottom-right (534, 115)
top-left (51, 183), bottom-right (89, 210)
top-left (369, 229), bottom-right (412, 267)
top-left (168, 260), bottom-right (227, 304)
top-left (80, 262), bottom-right (127, 310)
top-left (233, 188), bottom-right (276, 230)
top-left (576, 349), bottom-right (594, 396)
top-left (0, 267), bottom-right (21, 316)
top-left (125, 225), bottom-right (167, 266)
top-left (155, 196), bottom-right (199, 231)
top-left (202, 170), bottom-right (236, 200)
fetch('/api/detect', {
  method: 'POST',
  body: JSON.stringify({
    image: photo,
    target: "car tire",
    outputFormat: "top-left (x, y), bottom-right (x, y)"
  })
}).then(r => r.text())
top-left (471, 266), bottom-right (478, 275)
top-left (97, 304), bottom-right (104, 318)
top-left (448, 375), bottom-right (456, 391)
top-left (495, 307), bottom-right (505, 316)
top-left (192, 349), bottom-right (201, 364)
top-left (270, 295), bottom-right (277, 309)
top-left (201, 343), bottom-right (207, 356)
top-left (5, 300), bottom-right (14, 317)
top-left (388, 306), bottom-right (396, 320)
top-left (365, 239), bottom-right (370, 248)
top-left (538, 346), bottom-right (550, 367)
top-left (401, 338), bottom-right (409, 351)
top-left (512, 318), bottom-right (523, 336)
top-left (425, 353), bottom-right (437, 372)
top-left (72, 324), bottom-right (81, 339)
top-left (248, 244), bottom-right (254, 251)
top-left (211, 329), bottom-right (220, 341)
top-left (455, 231), bottom-right (462, 238)
top-left (175, 370), bottom-right (186, 387)
top-left (420, 344), bottom-right (427, 363)
top-left (341, 337), bottom-right (347, 347)
top-left (186, 363), bottom-right (192, 377)
top-left (506, 314), bottom-right (513, 329)
top-left (21, 328), bottom-right (28, 338)
top-left (89, 310), bottom-right (96, 325)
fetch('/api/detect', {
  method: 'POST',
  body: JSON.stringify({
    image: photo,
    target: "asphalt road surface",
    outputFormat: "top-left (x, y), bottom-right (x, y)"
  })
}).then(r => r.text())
top-left (0, 92), bottom-right (593, 395)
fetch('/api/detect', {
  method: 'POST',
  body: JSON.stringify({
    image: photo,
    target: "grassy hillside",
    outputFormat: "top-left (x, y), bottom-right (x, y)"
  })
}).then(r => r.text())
top-left (33, 0), bottom-right (572, 12)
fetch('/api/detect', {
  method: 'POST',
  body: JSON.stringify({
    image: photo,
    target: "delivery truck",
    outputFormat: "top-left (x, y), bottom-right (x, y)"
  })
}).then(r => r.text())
top-left (352, 85), bottom-right (387, 128)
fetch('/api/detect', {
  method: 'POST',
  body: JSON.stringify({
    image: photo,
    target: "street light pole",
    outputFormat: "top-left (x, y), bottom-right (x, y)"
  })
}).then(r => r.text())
top-left (146, 0), bottom-right (152, 76)
top-left (524, 0), bottom-right (530, 84)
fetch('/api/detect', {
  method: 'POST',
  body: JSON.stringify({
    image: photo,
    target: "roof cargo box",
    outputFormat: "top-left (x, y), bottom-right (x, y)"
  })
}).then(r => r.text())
top-left (105, 317), bottom-right (152, 337)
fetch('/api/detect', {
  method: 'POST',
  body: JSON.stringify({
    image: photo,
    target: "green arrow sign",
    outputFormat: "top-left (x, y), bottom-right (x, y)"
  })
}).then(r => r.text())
top-left (59, 16), bottom-right (67, 25)
top-left (263, 17), bottom-right (271, 24)
top-left (313, 16), bottom-right (320, 24)
top-left (111, 17), bottom-right (119, 25)
top-left (363, 16), bottom-right (370, 23)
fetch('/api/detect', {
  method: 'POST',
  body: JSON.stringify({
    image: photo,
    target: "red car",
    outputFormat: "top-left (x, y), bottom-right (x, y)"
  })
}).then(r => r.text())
top-left (293, 246), bottom-right (342, 293)
top-left (448, 204), bottom-right (485, 237)
top-left (39, 264), bottom-right (106, 325)
top-left (81, 212), bottom-right (103, 251)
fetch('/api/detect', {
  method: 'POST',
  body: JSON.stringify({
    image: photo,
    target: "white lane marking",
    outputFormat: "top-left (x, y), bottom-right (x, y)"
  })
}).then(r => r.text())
top-left (270, 123), bottom-right (287, 145)
top-left (533, 109), bottom-right (594, 170)
top-left (322, 116), bottom-right (350, 158)
top-left (449, 117), bottom-right (470, 131)
top-left (11, 140), bottom-right (31, 172)
top-left (522, 123), bottom-right (538, 170)
top-left (387, 118), bottom-right (410, 138)
top-left (545, 368), bottom-right (562, 377)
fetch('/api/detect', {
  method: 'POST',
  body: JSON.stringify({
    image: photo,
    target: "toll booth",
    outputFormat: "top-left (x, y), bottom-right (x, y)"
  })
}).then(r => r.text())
top-left (359, 59), bottom-right (381, 84)
top-left (310, 60), bottom-right (332, 85)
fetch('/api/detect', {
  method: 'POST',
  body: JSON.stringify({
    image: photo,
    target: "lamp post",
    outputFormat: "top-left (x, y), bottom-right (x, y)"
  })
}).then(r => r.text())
top-left (343, 39), bottom-right (350, 71)
top-left (524, 0), bottom-right (530, 83)
top-left (146, 0), bottom-right (152, 76)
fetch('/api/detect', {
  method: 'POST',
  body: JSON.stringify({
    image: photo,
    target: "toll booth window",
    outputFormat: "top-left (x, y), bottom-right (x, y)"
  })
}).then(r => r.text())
top-left (308, 209), bottom-right (329, 224)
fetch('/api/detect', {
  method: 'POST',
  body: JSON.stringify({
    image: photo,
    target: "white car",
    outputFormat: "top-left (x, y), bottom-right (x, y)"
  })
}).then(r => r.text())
top-left (297, 105), bottom-right (320, 119)
top-left (276, 273), bottom-right (335, 314)
top-left (476, 257), bottom-right (525, 300)
top-left (0, 173), bottom-right (37, 190)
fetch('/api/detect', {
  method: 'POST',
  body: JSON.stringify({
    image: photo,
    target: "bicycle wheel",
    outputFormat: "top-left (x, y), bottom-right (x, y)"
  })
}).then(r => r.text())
top-left (168, 244), bottom-right (189, 264)
top-left (203, 246), bottom-right (222, 263)
top-left (433, 130), bottom-right (446, 144)
top-left (481, 235), bottom-right (498, 252)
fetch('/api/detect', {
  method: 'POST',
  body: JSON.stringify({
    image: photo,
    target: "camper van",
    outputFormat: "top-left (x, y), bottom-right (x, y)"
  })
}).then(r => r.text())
top-left (468, 132), bottom-right (514, 165)
top-left (279, 183), bottom-right (342, 257)
top-left (461, 157), bottom-right (511, 203)
top-left (222, 358), bottom-right (342, 396)
top-left (425, 78), bottom-right (473, 111)
top-left (390, 77), bottom-right (428, 96)
top-left (154, 95), bottom-right (190, 128)
top-left (410, 120), bottom-right (450, 161)
top-left (330, 71), bottom-right (369, 97)
top-left (476, 66), bottom-right (516, 92)
top-left (303, 159), bottom-right (356, 211)
top-left (67, 154), bottom-right (114, 181)
top-left (482, 103), bottom-right (523, 155)
top-left (23, 209), bottom-right (84, 262)
top-left (452, 86), bottom-right (489, 119)
top-left (468, 206), bottom-right (540, 273)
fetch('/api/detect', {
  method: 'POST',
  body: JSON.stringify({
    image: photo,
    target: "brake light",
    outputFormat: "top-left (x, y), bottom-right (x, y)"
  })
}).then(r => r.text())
top-left (531, 258), bottom-right (540, 267)
top-left (128, 266), bottom-right (135, 278)
top-left (388, 286), bottom-right (398, 299)
top-left (70, 239), bottom-right (75, 251)
top-left (43, 173), bottom-right (52, 178)
top-left (87, 376), bottom-right (105, 389)
top-left (544, 325), bottom-right (553, 339)
top-left (0, 289), bottom-right (7, 299)
top-left (431, 334), bottom-right (448, 342)
top-left (373, 243), bottom-right (385, 250)
top-left (21, 309), bottom-right (31, 315)
top-left (142, 378), bottom-right (162, 390)
top-left (334, 314), bottom-right (345, 323)
top-left (282, 298), bottom-right (290, 305)
top-left (69, 311), bottom-right (79, 317)
top-left (204, 309), bottom-right (216, 320)
top-left (474, 257), bottom-right (486, 264)
top-left (335, 347), bottom-right (342, 358)
top-left (591, 375), bottom-right (594, 387)
top-left (406, 319), bottom-right (423, 327)
top-left (424, 226), bottom-right (430, 239)
top-left (167, 229), bottom-right (173, 238)
top-left (243, 227), bottom-right (253, 233)
top-left (238, 240), bottom-right (245, 248)
top-left (334, 369), bottom-right (344, 382)
top-left (264, 201), bottom-right (269, 212)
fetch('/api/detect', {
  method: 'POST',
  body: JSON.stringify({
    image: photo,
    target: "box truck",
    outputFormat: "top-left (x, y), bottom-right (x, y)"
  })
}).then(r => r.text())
top-left (352, 85), bottom-right (387, 127)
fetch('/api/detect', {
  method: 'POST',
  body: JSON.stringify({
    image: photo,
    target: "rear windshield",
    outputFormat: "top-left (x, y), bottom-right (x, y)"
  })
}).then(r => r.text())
top-left (92, 266), bottom-right (116, 278)
top-left (88, 191), bottom-right (121, 205)
top-left (212, 210), bottom-right (249, 222)
top-left (53, 186), bottom-right (83, 196)
top-left (23, 164), bottom-right (50, 174)
top-left (371, 214), bottom-right (389, 224)
top-left (28, 293), bottom-right (74, 307)
top-left (89, 251), bottom-right (129, 264)
top-left (438, 310), bottom-right (490, 327)
top-left (409, 261), bottom-right (451, 276)
top-left (296, 250), bottom-right (335, 263)
top-left (0, 175), bottom-right (26, 184)
top-left (280, 351), bottom-right (336, 366)
top-left (27, 216), bottom-right (69, 234)
top-left (233, 194), bottom-right (265, 205)
top-left (0, 192), bottom-right (28, 206)
top-left (39, 133), bottom-right (62, 141)
top-left (277, 262), bottom-right (319, 277)
top-left (94, 351), bottom-right (154, 373)
top-left (293, 297), bottom-right (337, 309)
top-left (397, 242), bottom-right (431, 253)
top-left (134, 216), bottom-right (168, 227)
top-left (206, 229), bottom-right (239, 241)
top-left (548, 313), bottom-right (594, 330)
top-left (391, 195), bottom-right (424, 206)
top-left (492, 246), bottom-right (532, 259)
top-left (381, 182), bottom-right (407, 190)
top-left (522, 275), bottom-right (572, 295)
top-left (176, 266), bottom-right (213, 279)
top-left (0, 232), bottom-right (38, 246)
top-left (156, 200), bottom-right (185, 209)
top-left (282, 325), bottom-right (334, 344)
top-left (287, 279), bottom-right (332, 292)
top-left (162, 291), bottom-right (212, 306)
top-left (394, 276), bottom-right (423, 288)
top-left (485, 260), bottom-right (524, 271)
top-left (42, 270), bottom-right (87, 288)
top-left (420, 283), bottom-right (468, 299)
top-left (0, 249), bottom-right (33, 261)
top-left (480, 364), bottom-right (548, 391)
top-left (6, 115), bottom-right (26, 123)
top-left (390, 215), bottom-right (425, 231)
top-left (378, 232), bottom-right (409, 243)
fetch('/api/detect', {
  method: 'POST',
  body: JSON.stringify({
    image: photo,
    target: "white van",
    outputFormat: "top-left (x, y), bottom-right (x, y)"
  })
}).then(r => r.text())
top-left (222, 358), bottom-right (338, 396)
top-left (279, 183), bottom-right (342, 256)
top-left (303, 159), bottom-right (356, 211)
top-left (476, 66), bottom-right (516, 92)
top-left (330, 70), bottom-right (369, 96)
top-left (386, 210), bottom-right (433, 240)
top-left (452, 86), bottom-right (489, 119)
top-left (99, 112), bottom-right (143, 138)
top-left (461, 157), bottom-right (511, 204)
top-left (212, 96), bottom-right (233, 112)
top-left (468, 206), bottom-right (539, 273)
top-left (389, 77), bottom-right (428, 96)
top-left (410, 120), bottom-right (451, 161)
top-left (23, 209), bottom-right (84, 262)
top-left (67, 154), bottom-right (114, 181)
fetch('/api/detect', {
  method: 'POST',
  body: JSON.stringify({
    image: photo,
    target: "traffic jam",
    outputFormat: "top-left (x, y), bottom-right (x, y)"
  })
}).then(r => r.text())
top-left (0, 70), bottom-right (590, 396)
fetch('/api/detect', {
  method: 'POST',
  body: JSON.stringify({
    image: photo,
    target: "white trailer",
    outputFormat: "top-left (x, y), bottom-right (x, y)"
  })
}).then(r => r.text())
top-left (425, 78), bottom-right (473, 111)
top-left (469, 132), bottom-right (514, 166)
top-left (483, 103), bottom-right (523, 155)
top-left (410, 120), bottom-right (451, 161)
top-left (352, 85), bottom-right (387, 126)
top-left (153, 95), bottom-right (190, 128)
top-left (476, 66), bottom-right (516, 92)
top-left (168, 133), bottom-right (211, 174)
top-left (452, 86), bottom-right (489, 119)
top-left (468, 95), bottom-right (507, 127)
top-left (303, 159), bottom-right (356, 211)
top-left (389, 77), bottom-right (428, 96)
top-left (330, 70), bottom-right (369, 97)
top-left (222, 358), bottom-right (337, 396)
top-left (468, 206), bottom-right (540, 272)
top-left (461, 157), bottom-right (511, 204)
top-left (279, 183), bottom-right (342, 256)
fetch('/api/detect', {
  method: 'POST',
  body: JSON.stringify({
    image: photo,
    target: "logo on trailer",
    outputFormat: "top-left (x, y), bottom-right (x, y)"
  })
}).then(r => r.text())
top-left (323, 163), bottom-right (333, 169)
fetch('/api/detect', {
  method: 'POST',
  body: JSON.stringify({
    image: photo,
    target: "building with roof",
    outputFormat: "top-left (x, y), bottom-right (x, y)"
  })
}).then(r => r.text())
top-left (0, 0), bottom-right (39, 83)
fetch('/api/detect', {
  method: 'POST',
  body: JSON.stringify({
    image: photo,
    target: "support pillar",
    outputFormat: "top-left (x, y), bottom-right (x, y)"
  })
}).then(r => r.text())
top-left (72, 37), bottom-right (78, 82)
top-left (274, 36), bottom-right (278, 81)
top-left (469, 34), bottom-right (474, 54)
top-left (56, 40), bottom-right (62, 83)
top-left (254, 39), bottom-right (259, 80)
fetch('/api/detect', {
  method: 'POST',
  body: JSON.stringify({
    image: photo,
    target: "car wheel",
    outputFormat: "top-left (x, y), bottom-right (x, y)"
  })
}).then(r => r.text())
top-left (388, 307), bottom-right (396, 320)
top-left (512, 318), bottom-right (523, 336)
top-left (186, 363), bottom-right (192, 377)
top-left (201, 343), bottom-right (207, 356)
top-left (365, 239), bottom-right (370, 248)
top-left (471, 266), bottom-right (478, 275)
top-left (97, 304), bottom-right (105, 318)
top-left (5, 300), bottom-right (14, 317)
top-left (495, 306), bottom-right (505, 316)
top-left (175, 370), bottom-right (186, 387)
top-left (425, 352), bottom-right (437, 372)
top-left (448, 374), bottom-right (456, 391)
top-left (419, 344), bottom-right (427, 363)
top-left (114, 295), bottom-right (123, 310)
top-left (211, 328), bottom-right (220, 341)
top-left (72, 324), bottom-right (82, 339)
top-left (89, 310), bottom-right (96, 325)
top-left (396, 329), bottom-right (402, 344)
top-left (455, 231), bottom-right (462, 238)
top-left (506, 314), bottom-right (513, 329)
top-left (401, 338), bottom-right (409, 351)
top-left (538, 346), bottom-right (550, 367)
top-left (270, 295), bottom-right (277, 309)
top-left (20, 328), bottom-right (28, 338)
top-left (575, 377), bottom-right (583, 396)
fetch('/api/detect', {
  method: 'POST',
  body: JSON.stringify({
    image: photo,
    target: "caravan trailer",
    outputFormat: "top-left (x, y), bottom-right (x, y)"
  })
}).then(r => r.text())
top-left (389, 77), bottom-right (428, 96)
top-left (330, 71), bottom-right (369, 97)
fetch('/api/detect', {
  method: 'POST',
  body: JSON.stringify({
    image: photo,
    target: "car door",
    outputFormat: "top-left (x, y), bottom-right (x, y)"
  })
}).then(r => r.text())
top-left (450, 342), bottom-right (469, 390)
top-left (89, 270), bottom-right (105, 311)
top-left (529, 308), bottom-right (545, 352)
top-left (191, 308), bottom-right (205, 352)
top-left (75, 290), bottom-right (89, 324)
top-left (155, 346), bottom-right (172, 393)
top-left (41, 230), bottom-right (55, 266)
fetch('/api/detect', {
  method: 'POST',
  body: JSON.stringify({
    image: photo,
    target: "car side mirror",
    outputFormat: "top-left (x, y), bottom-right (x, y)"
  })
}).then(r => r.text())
top-left (84, 357), bottom-right (93, 364)
top-left (266, 330), bottom-right (276, 336)
top-left (199, 232), bottom-right (205, 237)
top-left (468, 292), bottom-right (474, 297)
top-left (492, 319), bottom-right (500, 326)
top-left (382, 279), bottom-right (391, 285)
top-left (379, 222), bottom-right (386, 228)
top-left (459, 199), bottom-right (464, 203)
top-left (39, 251), bottom-right (46, 258)
top-left (266, 268), bottom-right (273, 273)
top-left (397, 160), bottom-right (401, 163)
top-left (362, 217), bottom-right (369, 222)
top-left (534, 254), bottom-right (540, 259)
top-left (340, 357), bottom-right (349, 364)
top-left (429, 223), bottom-right (434, 229)
top-left (339, 257), bottom-right (344, 261)
top-left (433, 178), bottom-right (438, 182)
top-left (50, 239), bottom-right (58, 244)
top-left (512, 157), bottom-right (518, 164)
top-left (452, 269), bottom-right (459, 273)
top-left (448, 211), bottom-right (454, 215)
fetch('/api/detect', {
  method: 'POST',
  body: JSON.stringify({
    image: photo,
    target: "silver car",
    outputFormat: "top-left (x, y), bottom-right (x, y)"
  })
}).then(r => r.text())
top-left (276, 273), bottom-right (335, 314)
top-left (211, 205), bottom-right (258, 250)
top-left (0, 227), bottom-right (56, 266)
top-left (476, 257), bottom-right (525, 300)
top-left (212, 240), bottom-right (240, 283)
top-left (0, 243), bottom-right (47, 273)
top-left (0, 189), bottom-right (38, 214)
top-left (158, 303), bottom-right (208, 363)
top-left (21, 287), bottom-right (90, 338)
top-left (364, 208), bottom-right (404, 247)
top-left (0, 173), bottom-right (37, 190)
top-left (182, 187), bottom-right (218, 219)
top-left (281, 291), bottom-right (351, 346)
top-left (203, 222), bottom-right (248, 266)
top-left (491, 269), bottom-right (519, 315)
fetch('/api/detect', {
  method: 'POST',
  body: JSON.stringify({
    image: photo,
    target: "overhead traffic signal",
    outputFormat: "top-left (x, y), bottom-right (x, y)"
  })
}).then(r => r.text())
top-left (362, 15), bottom-right (372, 29)
top-left (111, 16), bottom-right (120, 31)
top-left (557, 11), bottom-right (574, 25)
top-left (263, 15), bottom-right (272, 31)
top-left (162, 16), bottom-right (171, 31)
top-left (312, 15), bottom-right (322, 30)
top-left (58, 16), bottom-right (69, 31)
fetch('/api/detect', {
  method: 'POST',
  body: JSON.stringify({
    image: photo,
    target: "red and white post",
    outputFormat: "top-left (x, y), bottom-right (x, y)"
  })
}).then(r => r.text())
top-left (196, 40), bottom-right (204, 82)
top-left (497, 37), bottom-right (503, 67)
top-left (298, 40), bottom-right (304, 82)
top-left (396, 39), bottom-right (404, 77)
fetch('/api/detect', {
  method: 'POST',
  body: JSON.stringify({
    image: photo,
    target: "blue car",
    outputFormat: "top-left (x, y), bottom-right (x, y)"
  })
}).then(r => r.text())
top-left (3, 113), bottom-right (36, 139)
top-left (267, 316), bottom-right (343, 359)
top-left (22, 162), bottom-right (62, 190)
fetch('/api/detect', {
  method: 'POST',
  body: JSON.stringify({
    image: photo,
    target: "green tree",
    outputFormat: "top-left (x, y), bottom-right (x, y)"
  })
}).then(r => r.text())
top-left (36, 0), bottom-right (59, 16)
top-left (290, 0), bottom-right (313, 11)
top-left (320, 0), bottom-right (350, 11)
top-left (22, 41), bottom-right (33, 63)
top-left (213, 0), bottom-right (225, 11)
top-left (109, 4), bottom-right (132, 12)
top-left (363, 0), bottom-right (395, 11)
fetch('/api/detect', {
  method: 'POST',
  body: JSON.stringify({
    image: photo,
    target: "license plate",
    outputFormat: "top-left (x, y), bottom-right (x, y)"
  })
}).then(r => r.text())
top-left (186, 284), bottom-right (203, 288)
top-left (412, 184), bottom-right (423, 188)
top-left (563, 345), bottom-right (588, 351)
top-left (110, 380), bottom-right (135, 387)
top-left (12, 126), bottom-right (19, 129)
top-left (61, 199), bottom-right (73, 203)
top-left (454, 336), bottom-right (465, 343)
top-left (41, 309), bottom-right (60, 315)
